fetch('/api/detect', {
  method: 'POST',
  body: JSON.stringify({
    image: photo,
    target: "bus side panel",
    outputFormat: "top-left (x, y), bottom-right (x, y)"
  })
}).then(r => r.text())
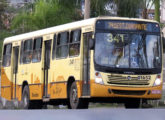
top-left (50, 57), bottom-right (81, 99)
top-left (49, 82), bottom-right (67, 99)
top-left (50, 59), bottom-right (68, 99)
top-left (76, 81), bottom-right (82, 98)
top-left (16, 85), bottom-right (22, 101)
top-left (1, 67), bottom-right (12, 100)
top-left (29, 84), bottom-right (43, 100)
top-left (29, 68), bottom-right (43, 100)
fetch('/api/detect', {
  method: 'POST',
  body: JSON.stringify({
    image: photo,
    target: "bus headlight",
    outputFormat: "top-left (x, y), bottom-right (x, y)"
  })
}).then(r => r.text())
top-left (95, 71), bottom-right (104, 84)
top-left (153, 74), bottom-right (161, 86)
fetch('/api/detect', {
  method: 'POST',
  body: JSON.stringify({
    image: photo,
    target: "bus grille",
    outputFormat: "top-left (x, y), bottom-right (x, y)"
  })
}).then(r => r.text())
top-left (107, 75), bottom-right (150, 85)
top-left (112, 90), bottom-right (146, 95)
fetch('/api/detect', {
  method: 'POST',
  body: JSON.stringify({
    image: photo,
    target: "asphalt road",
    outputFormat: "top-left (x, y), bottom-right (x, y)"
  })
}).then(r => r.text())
top-left (0, 97), bottom-right (165, 120)
top-left (0, 108), bottom-right (165, 120)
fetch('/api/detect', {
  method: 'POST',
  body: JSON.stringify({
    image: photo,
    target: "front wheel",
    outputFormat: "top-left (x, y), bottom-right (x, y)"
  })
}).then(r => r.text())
top-left (68, 82), bottom-right (88, 109)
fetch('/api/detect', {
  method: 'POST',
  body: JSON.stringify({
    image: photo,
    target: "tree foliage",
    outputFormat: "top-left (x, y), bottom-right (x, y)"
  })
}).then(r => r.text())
top-left (89, 0), bottom-right (142, 18)
top-left (154, 0), bottom-right (160, 22)
top-left (11, 0), bottom-right (82, 34)
top-left (9, 0), bottom-right (162, 34)
top-left (114, 0), bottom-right (141, 17)
top-left (89, 0), bottom-right (158, 19)
top-left (90, 0), bottom-right (110, 17)
top-left (0, 0), bottom-right (8, 29)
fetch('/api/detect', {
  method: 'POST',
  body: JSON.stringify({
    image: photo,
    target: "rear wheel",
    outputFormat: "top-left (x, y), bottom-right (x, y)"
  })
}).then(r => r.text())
top-left (68, 82), bottom-right (88, 109)
top-left (124, 99), bottom-right (140, 108)
top-left (22, 85), bottom-right (31, 109)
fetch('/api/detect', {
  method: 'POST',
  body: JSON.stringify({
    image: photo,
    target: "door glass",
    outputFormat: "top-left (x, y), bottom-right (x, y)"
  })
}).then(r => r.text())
top-left (82, 32), bottom-right (92, 96)
top-left (45, 40), bottom-right (51, 69)
top-left (13, 47), bottom-right (19, 74)
top-left (2, 44), bottom-right (12, 67)
top-left (32, 37), bottom-right (43, 63)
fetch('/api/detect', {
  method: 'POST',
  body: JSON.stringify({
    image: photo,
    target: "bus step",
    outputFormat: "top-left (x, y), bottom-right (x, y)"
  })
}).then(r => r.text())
top-left (42, 97), bottom-right (50, 102)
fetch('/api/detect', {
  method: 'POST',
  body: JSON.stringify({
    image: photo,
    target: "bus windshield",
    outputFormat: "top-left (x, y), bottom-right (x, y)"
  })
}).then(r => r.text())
top-left (94, 32), bottom-right (162, 73)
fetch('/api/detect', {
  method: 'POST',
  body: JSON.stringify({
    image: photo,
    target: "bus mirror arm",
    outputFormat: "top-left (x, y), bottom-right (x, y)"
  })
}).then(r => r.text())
top-left (89, 38), bottom-right (95, 50)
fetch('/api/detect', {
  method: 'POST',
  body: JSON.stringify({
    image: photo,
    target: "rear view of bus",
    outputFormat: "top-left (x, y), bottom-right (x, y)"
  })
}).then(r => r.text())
top-left (91, 19), bottom-right (163, 108)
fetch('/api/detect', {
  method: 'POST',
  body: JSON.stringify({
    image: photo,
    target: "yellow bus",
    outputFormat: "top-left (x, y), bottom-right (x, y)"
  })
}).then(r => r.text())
top-left (1, 17), bottom-right (164, 109)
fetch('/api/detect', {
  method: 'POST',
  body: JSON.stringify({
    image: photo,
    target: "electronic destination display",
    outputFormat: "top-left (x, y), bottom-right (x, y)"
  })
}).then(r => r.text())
top-left (96, 20), bottom-right (160, 32)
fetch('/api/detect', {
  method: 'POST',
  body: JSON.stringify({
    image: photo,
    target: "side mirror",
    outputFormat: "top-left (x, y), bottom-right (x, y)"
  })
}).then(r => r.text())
top-left (89, 38), bottom-right (95, 50)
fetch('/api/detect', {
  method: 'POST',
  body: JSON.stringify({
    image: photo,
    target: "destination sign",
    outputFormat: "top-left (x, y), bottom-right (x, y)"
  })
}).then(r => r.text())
top-left (108, 22), bottom-right (147, 31)
top-left (96, 20), bottom-right (160, 32)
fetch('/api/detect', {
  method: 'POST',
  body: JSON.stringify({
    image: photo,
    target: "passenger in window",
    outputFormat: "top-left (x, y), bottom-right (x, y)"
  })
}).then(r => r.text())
top-left (70, 44), bottom-right (79, 56)
top-left (27, 53), bottom-right (32, 63)
top-left (32, 51), bottom-right (38, 62)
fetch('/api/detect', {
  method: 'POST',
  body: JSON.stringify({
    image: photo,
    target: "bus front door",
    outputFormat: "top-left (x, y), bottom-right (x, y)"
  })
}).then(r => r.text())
top-left (12, 46), bottom-right (19, 100)
top-left (43, 40), bottom-right (52, 99)
top-left (82, 32), bottom-right (92, 96)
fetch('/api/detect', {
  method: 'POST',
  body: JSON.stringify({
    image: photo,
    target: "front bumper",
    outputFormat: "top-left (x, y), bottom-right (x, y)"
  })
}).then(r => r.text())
top-left (90, 80), bottom-right (162, 99)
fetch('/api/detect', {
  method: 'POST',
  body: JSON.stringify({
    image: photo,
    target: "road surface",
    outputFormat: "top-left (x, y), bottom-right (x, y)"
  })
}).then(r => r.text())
top-left (0, 97), bottom-right (165, 120)
top-left (0, 108), bottom-right (165, 120)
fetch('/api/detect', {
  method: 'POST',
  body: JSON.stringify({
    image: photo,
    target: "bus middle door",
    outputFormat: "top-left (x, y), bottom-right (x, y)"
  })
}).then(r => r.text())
top-left (43, 39), bottom-right (52, 101)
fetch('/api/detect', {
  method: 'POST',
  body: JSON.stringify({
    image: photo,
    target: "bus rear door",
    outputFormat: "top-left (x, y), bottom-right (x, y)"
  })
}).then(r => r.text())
top-left (12, 42), bottom-right (20, 101)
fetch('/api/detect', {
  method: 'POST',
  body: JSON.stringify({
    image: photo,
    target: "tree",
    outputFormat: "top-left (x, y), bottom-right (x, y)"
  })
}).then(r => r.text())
top-left (114, 0), bottom-right (141, 17)
top-left (11, 0), bottom-right (82, 34)
top-left (0, 0), bottom-right (8, 29)
top-left (87, 0), bottom-right (143, 18)
top-left (90, 0), bottom-right (113, 17)
top-left (154, 0), bottom-right (160, 22)
top-left (138, 0), bottom-right (155, 19)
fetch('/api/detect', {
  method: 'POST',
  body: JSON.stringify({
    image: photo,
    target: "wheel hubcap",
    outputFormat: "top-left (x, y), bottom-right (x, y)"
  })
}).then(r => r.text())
top-left (72, 88), bottom-right (77, 103)
top-left (24, 95), bottom-right (28, 107)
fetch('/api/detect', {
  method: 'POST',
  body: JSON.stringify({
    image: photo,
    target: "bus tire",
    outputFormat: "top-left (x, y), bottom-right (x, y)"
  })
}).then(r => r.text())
top-left (22, 85), bottom-right (32, 109)
top-left (69, 82), bottom-right (89, 109)
top-left (124, 99), bottom-right (140, 108)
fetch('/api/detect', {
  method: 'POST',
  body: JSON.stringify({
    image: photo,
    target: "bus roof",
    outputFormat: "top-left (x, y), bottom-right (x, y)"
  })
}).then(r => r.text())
top-left (4, 16), bottom-right (158, 44)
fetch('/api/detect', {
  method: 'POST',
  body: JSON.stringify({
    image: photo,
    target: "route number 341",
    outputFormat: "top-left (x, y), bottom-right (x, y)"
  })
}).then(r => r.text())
top-left (107, 34), bottom-right (124, 43)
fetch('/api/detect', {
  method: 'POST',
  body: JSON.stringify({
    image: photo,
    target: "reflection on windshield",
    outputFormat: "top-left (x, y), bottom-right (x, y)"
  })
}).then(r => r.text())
top-left (95, 32), bottom-right (161, 69)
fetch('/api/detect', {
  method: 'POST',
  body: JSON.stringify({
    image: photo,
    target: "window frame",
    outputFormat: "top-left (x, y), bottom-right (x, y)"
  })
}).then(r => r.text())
top-left (56, 31), bottom-right (69, 59)
top-left (69, 29), bottom-right (81, 57)
top-left (52, 34), bottom-right (57, 60)
top-left (2, 43), bottom-right (12, 67)
top-left (20, 41), bottom-right (24, 64)
top-left (32, 37), bottom-right (43, 63)
top-left (23, 39), bottom-right (33, 64)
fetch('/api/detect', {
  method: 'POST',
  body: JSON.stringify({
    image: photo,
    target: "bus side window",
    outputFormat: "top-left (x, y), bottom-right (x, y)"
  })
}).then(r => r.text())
top-left (52, 34), bottom-right (56, 60)
top-left (2, 43), bottom-right (12, 67)
top-left (20, 41), bottom-right (24, 64)
top-left (32, 37), bottom-right (42, 63)
top-left (56, 32), bottom-right (69, 59)
top-left (69, 29), bottom-right (81, 57)
top-left (23, 39), bottom-right (33, 64)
